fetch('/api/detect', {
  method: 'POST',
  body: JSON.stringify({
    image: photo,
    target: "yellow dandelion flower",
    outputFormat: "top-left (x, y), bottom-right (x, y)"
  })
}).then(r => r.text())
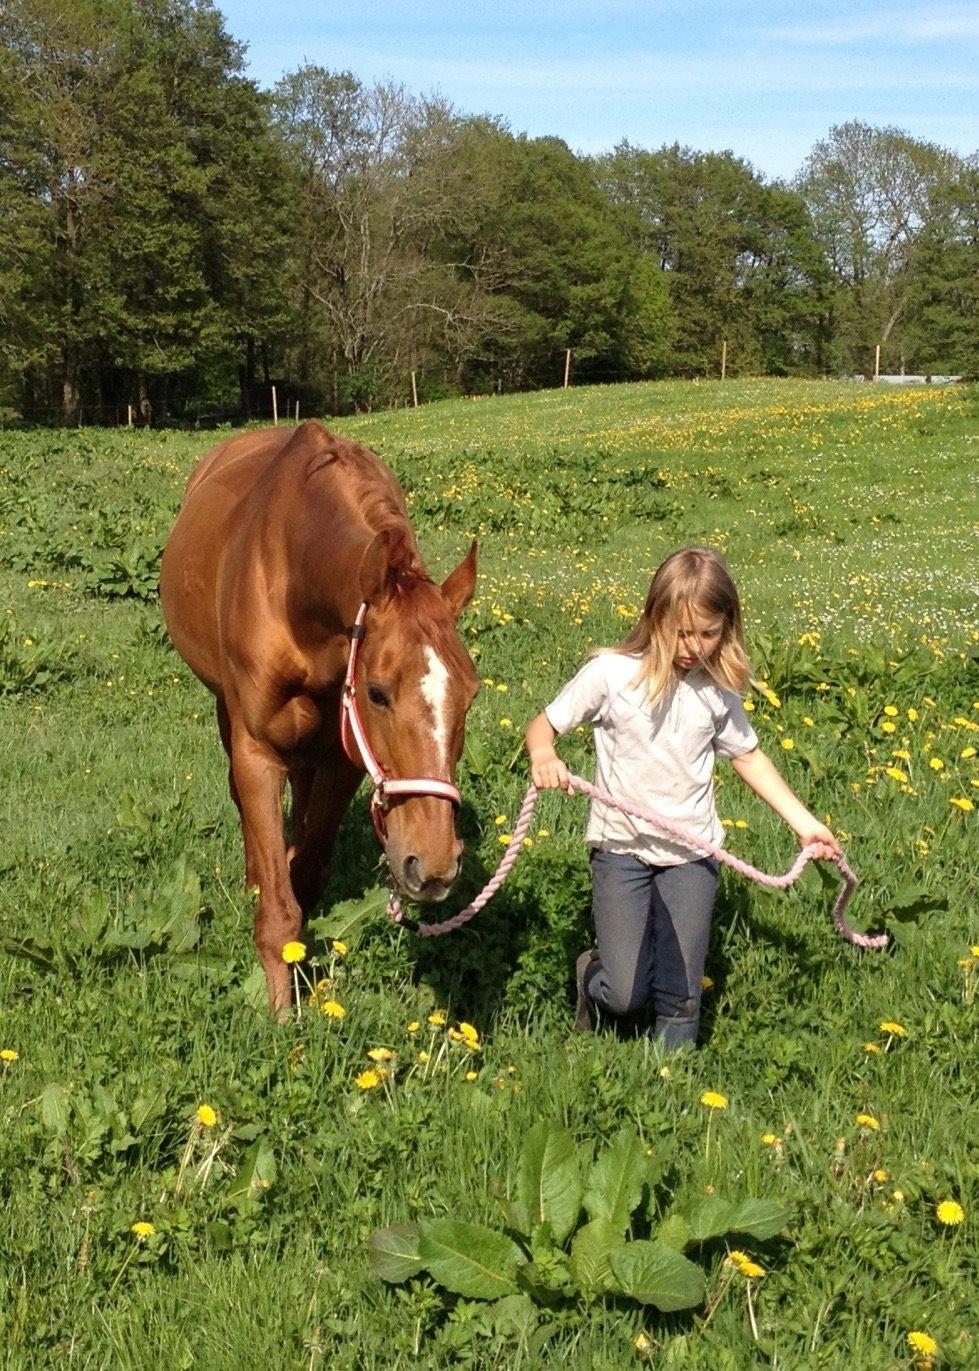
top-left (936, 1200), bottom-right (964, 1225)
top-left (727, 1250), bottom-right (765, 1278)
top-left (892, 748), bottom-right (911, 760)
top-left (761, 1133), bottom-right (778, 1146)
top-left (883, 705), bottom-right (898, 717)
top-left (907, 1331), bottom-right (937, 1359)
top-left (873, 1169), bottom-right (889, 1182)
top-left (701, 974), bottom-right (714, 989)
top-left (499, 717), bottom-right (512, 728)
top-left (331, 940), bottom-right (347, 955)
top-left (659, 1066), bottom-right (671, 1078)
top-left (428, 1010), bottom-right (446, 1026)
top-left (879, 1021), bottom-right (906, 1036)
top-left (498, 832), bottom-right (512, 845)
top-left (321, 1000), bottom-right (345, 1019)
top-left (457, 1021), bottom-right (480, 1046)
top-left (417, 1051), bottom-right (430, 1064)
top-left (281, 941), bottom-right (306, 964)
top-left (131, 1221), bottom-right (155, 1238)
top-left (700, 1090), bottom-right (728, 1110)
top-left (1, 1049), bottom-right (19, 1062)
top-left (494, 814), bottom-right (507, 826)
top-left (950, 796), bottom-right (974, 811)
top-left (367, 1047), bottom-right (395, 1062)
top-left (880, 721), bottom-right (897, 734)
top-left (734, 818), bottom-right (748, 829)
top-left (907, 708), bottom-right (919, 721)
top-left (405, 1021), bottom-right (420, 1033)
top-left (355, 1069), bottom-right (383, 1090)
top-left (929, 757), bottom-right (944, 771)
top-left (864, 1042), bottom-right (881, 1054)
top-left (464, 1070), bottom-right (478, 1082)
top-left (971, 945), bottom-right (979, 957)
top-left (196, 1103), bottom-right (217, 1127)
top-left (781, 738), bottom-right (795, 750)
top-left (885, 767), bottom-right (908, 783)
top-left (962, 747), bottom-right (977, 759)
top-left (743, 699), bottom-right (755, 712)
top-left (856, 1113), bottom-right (880, 1130)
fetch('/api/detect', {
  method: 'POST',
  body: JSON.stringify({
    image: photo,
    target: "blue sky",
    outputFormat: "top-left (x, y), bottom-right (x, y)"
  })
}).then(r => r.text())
top-left (218, 0), bottom-right (978, 179)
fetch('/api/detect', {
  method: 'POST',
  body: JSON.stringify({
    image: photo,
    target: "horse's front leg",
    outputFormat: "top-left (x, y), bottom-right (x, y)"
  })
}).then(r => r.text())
top-left (228, 726), bottom-right (298, 1014)
top-left (289, 751), bottom-right (364, 914)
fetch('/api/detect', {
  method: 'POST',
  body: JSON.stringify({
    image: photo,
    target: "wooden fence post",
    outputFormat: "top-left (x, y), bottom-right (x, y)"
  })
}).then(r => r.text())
top-left (563, 349), bottom-right (571, 388)
top-left (272, 385), bottom-right (278, 424)
top-left (411, 371), bottom-right (418, 407)
top-left (721, 340), bottom-right (727, 381)
top-left (127, 405), bottom-right (133, 427)
top-left (874, 345), bottom-right (880, 381)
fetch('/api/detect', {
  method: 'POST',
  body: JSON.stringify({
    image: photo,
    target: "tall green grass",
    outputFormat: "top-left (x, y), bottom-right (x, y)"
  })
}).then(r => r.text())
top-left (1, 380), bottom-right (977, 1367)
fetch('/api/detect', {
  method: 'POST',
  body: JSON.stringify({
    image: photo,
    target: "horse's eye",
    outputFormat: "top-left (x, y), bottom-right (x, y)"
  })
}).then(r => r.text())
top-left (367, 683), bottom-right (390, 708)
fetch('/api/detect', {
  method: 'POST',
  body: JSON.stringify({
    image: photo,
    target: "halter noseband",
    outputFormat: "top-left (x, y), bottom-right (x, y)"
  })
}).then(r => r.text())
top-left (340, 602), bottom-right (462, 842)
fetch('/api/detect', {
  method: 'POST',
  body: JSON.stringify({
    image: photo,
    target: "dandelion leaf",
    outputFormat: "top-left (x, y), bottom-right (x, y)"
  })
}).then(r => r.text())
top-left (515, 1121), bottom-right (582, 1245)
top-left (367, 1222), bottom-right (423, 1283)
top-left (569, 1217), bottom-right (620, 1295)
top-left (40, 1082), bottom-right (71, 1135)
top-left (685, 1197), bottom-right (739, 1242)
top-left (729, 1197), bottom-right (792, 1240)
top-left (308, 885), bottom-right (388, 946)
top-left (418, 1219), bottom-right (524, 1300)
top-left (610, 1240), bottom-right (706, 1311)
top-left (227, 1137), bottom-right (276, 1209)
top-left (582, 1127), bottom-right (646, 1234)
top-left (656, 1214), bottom-right (691, 1251)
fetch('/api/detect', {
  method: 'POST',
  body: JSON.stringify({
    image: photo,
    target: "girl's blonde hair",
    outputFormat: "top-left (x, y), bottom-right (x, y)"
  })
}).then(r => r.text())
top-left (604, 547), bottom-right (752, 702)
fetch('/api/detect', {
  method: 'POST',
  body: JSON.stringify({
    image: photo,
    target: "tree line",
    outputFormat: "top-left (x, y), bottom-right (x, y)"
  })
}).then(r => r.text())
top-left (2, 0), bottom-right (976, 426)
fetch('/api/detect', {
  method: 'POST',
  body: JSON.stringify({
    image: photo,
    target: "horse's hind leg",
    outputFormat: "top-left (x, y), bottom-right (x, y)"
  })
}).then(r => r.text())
top-left (289, 754), bottom-right (363, 914)
top-left (216, 697), bottom-right (259, 888)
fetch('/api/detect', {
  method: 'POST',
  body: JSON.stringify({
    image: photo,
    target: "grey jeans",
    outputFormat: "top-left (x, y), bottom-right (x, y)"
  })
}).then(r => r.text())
top-left (585, 849), bottom-right (718, 1047)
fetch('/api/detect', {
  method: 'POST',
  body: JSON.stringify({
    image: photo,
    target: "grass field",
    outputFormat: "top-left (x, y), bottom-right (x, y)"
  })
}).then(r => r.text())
top-left (1, 379), bottom-right (977, 1368)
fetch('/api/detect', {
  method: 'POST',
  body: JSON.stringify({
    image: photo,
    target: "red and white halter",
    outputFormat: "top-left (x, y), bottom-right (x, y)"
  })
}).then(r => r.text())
top-left (340, 602), bottom-right (462, 842)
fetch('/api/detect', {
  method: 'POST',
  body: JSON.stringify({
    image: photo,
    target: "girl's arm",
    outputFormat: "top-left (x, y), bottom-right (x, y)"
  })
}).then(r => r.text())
top-left (729, 748), bottom-right (841, 859)
top-left (525, 712), bottom-right (573, 792)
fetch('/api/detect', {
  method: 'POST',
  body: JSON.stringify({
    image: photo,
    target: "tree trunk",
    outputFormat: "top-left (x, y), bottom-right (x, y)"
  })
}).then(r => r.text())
top-left (138, 373), bottom-right (152, 426)
top-left (62, 358), bottom-right (81, 427)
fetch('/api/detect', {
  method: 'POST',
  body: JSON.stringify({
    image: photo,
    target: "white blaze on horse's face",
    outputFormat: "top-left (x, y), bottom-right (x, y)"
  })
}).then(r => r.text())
top-left (419, 645), bottom-right (450, 771)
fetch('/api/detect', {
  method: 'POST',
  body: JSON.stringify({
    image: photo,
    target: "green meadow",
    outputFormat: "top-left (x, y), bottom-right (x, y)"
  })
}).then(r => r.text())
top-left (1, 379), bottom-right (977, 1368)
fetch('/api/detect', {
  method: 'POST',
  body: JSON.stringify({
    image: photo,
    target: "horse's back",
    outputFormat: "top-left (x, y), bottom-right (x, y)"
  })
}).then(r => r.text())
top-left (160, 422), bottom-right (392, 694)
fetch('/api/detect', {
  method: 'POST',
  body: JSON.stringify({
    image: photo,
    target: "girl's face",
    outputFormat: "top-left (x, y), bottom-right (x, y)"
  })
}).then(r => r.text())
top-left (674, 606), bottom-right (725, 671)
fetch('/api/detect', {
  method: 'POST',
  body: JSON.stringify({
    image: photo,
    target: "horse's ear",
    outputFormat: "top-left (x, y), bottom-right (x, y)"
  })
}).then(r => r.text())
top-left (440, 539), bottom-right (477, 619)
top-left (358, 531), bottom-right (391, 603)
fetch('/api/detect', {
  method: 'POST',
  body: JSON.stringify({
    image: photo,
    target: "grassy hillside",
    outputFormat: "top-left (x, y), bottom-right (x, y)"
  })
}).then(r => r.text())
top-left (1, 380), bottom-right (977, 1367)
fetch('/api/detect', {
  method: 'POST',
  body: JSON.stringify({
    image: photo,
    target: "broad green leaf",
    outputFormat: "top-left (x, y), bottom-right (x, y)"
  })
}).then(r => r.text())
top-left (569, 1217), bottom-right (619, 1295)
top-left (686, 1197), bottom-right (739, 1242)
top-left (240, 965), bottom-right (268, 1011)
top-left (308, 886), bottom-right (388, 945)
top-left (419, 1219), bottom-right (525, 1300)
top-left (367, 1223), bottom-right (423, 1283)
top-left (516, 1122), bottom-right (582, 1245)
top-left (656, 1214), bottom-right (691, 1251)
top-left (610, 1240), bottom-right (706, 1311)
top-left (40, 1082), bottom-right (71, 1134)
top-left (582, 1127), bottom-right (646, 1233)
top-left (227, 1137), bottom-right (276, 1209)
top-left (729, 1198), bottom-right (792, 1241)
top-left (488, 1294), bottom-right (538, 1336)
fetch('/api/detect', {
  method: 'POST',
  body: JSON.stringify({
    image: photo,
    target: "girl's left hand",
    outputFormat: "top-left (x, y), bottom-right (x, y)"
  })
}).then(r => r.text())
top-left (797, 822), bottom-right (842, 860)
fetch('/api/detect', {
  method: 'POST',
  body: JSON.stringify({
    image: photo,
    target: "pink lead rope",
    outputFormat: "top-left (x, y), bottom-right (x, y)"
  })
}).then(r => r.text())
top-left (386, 773), bottom-right (888, 950)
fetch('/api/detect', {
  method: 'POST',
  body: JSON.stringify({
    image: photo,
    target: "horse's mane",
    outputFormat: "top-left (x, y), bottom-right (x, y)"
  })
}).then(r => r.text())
top-left (302, 424), bottom-right (465, 661)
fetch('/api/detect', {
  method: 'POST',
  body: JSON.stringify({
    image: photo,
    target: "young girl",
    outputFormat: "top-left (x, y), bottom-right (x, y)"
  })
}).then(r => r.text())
top-left (524, 547), bottom-right (840, 1046)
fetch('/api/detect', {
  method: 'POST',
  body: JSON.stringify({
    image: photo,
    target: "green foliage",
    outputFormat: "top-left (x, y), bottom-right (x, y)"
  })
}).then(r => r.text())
top-left (369, 1121), bottom-right (791, 1315)
top-left (1, 382), bottom-right (977, 1365)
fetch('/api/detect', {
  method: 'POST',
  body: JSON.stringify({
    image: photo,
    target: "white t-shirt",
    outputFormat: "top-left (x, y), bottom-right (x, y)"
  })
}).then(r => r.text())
top-left (544, 652), bottom-right (758, 866)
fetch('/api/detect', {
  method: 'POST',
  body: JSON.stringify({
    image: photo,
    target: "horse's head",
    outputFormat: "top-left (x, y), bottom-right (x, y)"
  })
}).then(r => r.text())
top-left (349, 532), bottom-right (479, 901)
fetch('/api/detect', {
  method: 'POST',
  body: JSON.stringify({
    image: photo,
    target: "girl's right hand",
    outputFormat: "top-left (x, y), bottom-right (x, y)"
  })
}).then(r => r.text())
top-left (530, 751), bottom-right (573, 794)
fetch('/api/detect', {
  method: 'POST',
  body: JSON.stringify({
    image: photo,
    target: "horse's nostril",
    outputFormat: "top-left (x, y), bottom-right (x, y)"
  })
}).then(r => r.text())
top-left (403, 854), bottom-right (422, 890)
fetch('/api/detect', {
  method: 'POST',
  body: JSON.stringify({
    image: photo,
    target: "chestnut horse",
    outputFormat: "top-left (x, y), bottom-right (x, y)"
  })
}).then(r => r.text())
top-left (160, 421), bottom-right (479, 1010)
